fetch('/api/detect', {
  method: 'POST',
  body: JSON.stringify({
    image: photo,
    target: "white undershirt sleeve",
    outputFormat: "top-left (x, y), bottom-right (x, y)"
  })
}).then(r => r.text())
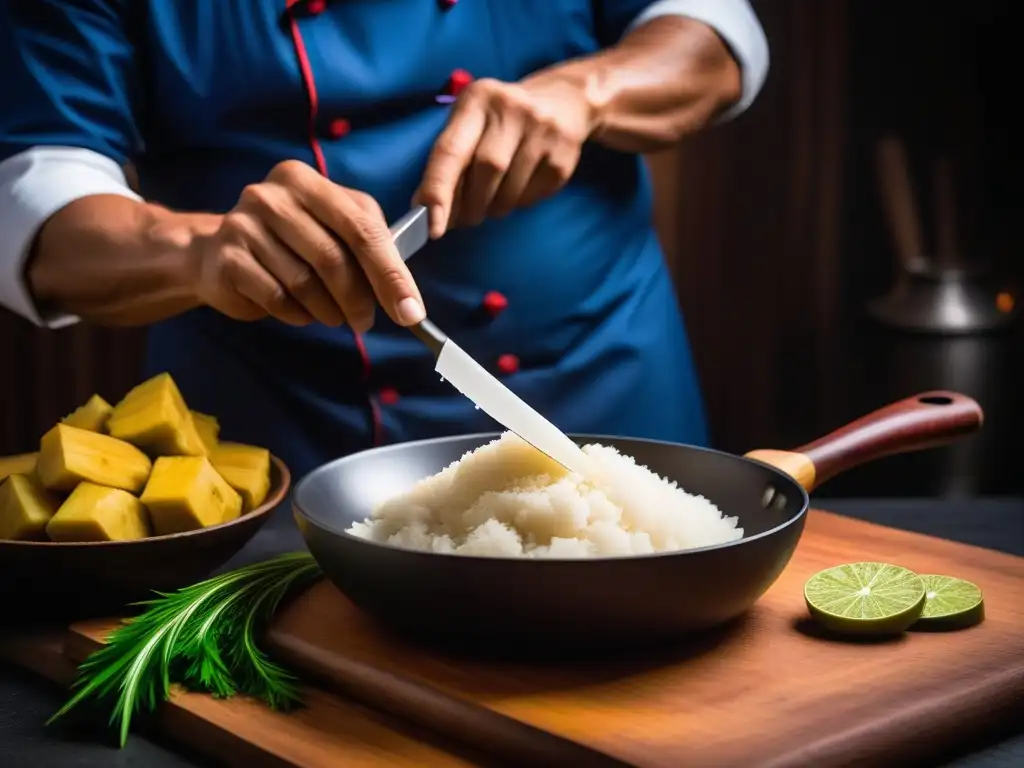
top-left (627, 0), bottom-right (770, 120)
top-left (0, 146), bottom-right (141, 329)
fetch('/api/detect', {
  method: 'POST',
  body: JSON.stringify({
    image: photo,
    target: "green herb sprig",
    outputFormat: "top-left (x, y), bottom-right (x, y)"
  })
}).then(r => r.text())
top-left (48, 551), bottom-right (323, 747)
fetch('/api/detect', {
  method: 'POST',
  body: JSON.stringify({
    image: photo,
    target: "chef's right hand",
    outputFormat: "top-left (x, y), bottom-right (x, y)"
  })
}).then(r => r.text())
top-left (192, 160), bottom-right (425, 331)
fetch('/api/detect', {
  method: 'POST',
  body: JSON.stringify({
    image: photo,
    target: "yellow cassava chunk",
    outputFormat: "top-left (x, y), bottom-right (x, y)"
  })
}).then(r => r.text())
top-left (210, 442), bottom-right (271, 511)
top-left (46, 482), bottom-right (151, 542)
top-left (141, 456), bottom-right (242, 535)
top-left (107, 372), bottom-right (208, 457)
top-left (0, 474), bottom-right (60, 540)
top-left (36, 424), bottom-right (152, 493)
top-left (0, 452), bottom-right (38, 482)
top-left (61, 394), bottom-right (114, 432)
top-left (213, 466), bottom-right (270, 512)
top-left (211, 442), bottom-right (270, 473)
top-left (191, 411), bottom-right (220, 453)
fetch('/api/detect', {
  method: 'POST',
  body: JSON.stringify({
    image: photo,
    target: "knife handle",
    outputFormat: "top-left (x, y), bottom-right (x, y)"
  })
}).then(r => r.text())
top-left (410, 319), bottom-right (448, 356)
top-left (390, 206), bottom-right (447, 356)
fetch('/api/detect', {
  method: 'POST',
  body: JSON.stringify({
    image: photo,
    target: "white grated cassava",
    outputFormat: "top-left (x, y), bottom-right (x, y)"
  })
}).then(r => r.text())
top-left (348, 432), bottom-right (742, 558)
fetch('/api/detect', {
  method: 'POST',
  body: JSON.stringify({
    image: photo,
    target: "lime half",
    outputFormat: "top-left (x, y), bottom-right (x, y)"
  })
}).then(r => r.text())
top-left (804, 562), bottom-right (925, 636)
top-left (911, 574), bottom-right (985, 630)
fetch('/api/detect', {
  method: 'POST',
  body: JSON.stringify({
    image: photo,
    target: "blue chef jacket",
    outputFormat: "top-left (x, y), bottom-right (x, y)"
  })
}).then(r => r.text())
top-left (1, 1), bottom-right (711, 480)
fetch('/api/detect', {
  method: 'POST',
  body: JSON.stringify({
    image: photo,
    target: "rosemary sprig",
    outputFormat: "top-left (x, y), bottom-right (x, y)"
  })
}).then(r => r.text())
top-left (48, 551), bottom-right (323, 747)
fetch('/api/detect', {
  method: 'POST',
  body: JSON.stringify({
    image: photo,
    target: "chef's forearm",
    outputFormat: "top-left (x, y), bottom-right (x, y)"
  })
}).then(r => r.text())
top-left (28, 195), bottom-right (218, 327)
top-left (536, 16), bottom-right (743, 154)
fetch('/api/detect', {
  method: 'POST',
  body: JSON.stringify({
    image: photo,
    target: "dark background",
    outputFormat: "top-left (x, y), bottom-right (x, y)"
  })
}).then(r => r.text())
top-left (1, 0), bottom-right (1020, 498)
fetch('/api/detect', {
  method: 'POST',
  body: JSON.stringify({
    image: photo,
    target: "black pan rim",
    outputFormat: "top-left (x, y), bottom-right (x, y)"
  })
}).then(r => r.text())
top-left (292, 431), bottom-right (811, 564)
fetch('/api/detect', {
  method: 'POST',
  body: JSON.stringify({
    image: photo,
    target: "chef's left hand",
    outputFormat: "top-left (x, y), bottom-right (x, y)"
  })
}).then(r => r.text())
top-left (414, 75), bottom-right (595, 238)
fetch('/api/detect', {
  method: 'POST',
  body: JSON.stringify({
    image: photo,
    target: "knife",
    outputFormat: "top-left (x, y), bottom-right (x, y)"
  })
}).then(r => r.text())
top-left (389, 206), bottom-right (592, 475)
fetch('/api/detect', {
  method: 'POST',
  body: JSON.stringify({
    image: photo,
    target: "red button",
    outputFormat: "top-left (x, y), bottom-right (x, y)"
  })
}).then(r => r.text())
top-left (447, 69), bottom-right (474, 97)
top-left (497, 354), bottom-right (519, 375)
top-left (481, 290), bottom-right (508, 318)
top-left (308, 0), bottom-right (327, 15)
top-left (440, 0), bottom-right (458, 9)
top-left (379, 387), bottom-right (400, 406)
top-left (327, 118), bottom-right (350, 139)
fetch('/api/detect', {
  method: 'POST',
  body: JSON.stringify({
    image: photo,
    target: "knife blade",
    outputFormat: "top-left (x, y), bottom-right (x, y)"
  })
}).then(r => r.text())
top-left (390, 205), bottom-right (431, 262)
top-left (388, 207), bottom-right (592, 475)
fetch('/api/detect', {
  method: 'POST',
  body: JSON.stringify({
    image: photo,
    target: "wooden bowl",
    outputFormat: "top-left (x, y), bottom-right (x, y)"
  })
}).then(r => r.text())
top-left (0, 456), bottom-right (291, 625)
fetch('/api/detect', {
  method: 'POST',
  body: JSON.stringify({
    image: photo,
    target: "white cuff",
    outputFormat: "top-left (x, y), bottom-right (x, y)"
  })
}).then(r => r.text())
top-left (0, 146), bottom-right (141, 329)
top-left (627, 0), bottom-right (770, 120)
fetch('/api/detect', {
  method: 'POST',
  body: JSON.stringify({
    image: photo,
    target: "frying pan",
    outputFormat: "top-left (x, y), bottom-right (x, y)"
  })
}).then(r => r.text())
top-left (293, 391), bottom-right (982, 653)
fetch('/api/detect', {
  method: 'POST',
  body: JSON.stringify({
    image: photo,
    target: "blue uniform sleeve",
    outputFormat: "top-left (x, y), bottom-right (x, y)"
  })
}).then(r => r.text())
top-left (594, 0), bottom-right (665, 46)
top-left (0, 0), bottom-right (141, 165)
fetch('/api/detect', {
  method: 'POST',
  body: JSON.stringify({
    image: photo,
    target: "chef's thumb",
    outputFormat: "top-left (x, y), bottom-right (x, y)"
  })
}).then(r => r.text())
top-left (394, 295), bottom-right (426, 326)
top-left (376, 261), bottom-right (426, 327)
top-left (350, 232), bottom-right (426, 327)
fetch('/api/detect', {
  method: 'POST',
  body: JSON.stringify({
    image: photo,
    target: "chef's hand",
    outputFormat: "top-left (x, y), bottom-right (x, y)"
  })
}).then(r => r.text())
top-left (414, 75), bottom-right (595, 238)
top-left (193, 160), bottom-right (425, 331)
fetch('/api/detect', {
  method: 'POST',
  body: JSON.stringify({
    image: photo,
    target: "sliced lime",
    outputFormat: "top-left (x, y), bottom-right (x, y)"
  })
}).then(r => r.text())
top-left (911, 574), bottom-right (985, 630)
top-left (804, 562), bottom-right (925, 636)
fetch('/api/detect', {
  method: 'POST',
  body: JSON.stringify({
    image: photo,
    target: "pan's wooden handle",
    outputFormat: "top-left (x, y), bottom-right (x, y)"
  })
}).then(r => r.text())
top-left (744, 391), bottom-right (983, 492)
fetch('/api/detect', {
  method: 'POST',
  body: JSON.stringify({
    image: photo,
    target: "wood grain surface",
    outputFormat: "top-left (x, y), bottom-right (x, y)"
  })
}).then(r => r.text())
top-left (3, 509), bottom-right (1021, 768)
top-left (265, 509), bottom-right (1024, 768)
top-left (1, 625), bottom-right (481, 767)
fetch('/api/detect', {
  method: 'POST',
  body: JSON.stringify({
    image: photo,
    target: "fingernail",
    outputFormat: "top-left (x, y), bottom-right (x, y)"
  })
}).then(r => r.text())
top-left (396, 297), bottom-right (426, 325)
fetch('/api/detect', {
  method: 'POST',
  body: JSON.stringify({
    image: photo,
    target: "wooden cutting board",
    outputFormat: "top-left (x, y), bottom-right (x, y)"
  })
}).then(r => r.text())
top-left (0, 624), bottom-right (482, 767)
top-left (3, 509), bottom-right (1021, 767)
top-left (265, 509), bottom-right (1024, 768)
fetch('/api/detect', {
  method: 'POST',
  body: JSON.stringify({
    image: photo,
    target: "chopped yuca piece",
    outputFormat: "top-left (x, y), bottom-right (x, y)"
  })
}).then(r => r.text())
top-left (210, 442), bottom-right (271, 511)
top-left (191, 411), bottom-right (220, 453)
top-left (0, 473), bottom-right (60, 540)
top-left (107, 372), bottom-right (208, 457)
top-left (141, 456), bottom-right (242, 535)
top-left (61, 394), bottom-right (114, 433)
top-left (46, 482), bottom-right (151, 542)
top-left (213, 466), bottom-right (270, 512)
top-left (0, 452), bottom-right (38, 482)
top-left (36, 423), bottom-right (152, 493)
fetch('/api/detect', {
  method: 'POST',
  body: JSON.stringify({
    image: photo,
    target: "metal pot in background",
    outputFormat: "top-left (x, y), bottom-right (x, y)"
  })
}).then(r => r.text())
top-left (866, 136), bottom-right (1017, 334)
top-left (873, 331), bottom-right (1017, 497)
top-left (840, 136), bottom-right (1021, 497)
top-left (816, 322), bottom-right (1019, 499)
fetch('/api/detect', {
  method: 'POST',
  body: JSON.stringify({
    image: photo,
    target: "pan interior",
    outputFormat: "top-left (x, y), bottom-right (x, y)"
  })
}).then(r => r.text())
top-left (293, 434), bottom-right (807, 548)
